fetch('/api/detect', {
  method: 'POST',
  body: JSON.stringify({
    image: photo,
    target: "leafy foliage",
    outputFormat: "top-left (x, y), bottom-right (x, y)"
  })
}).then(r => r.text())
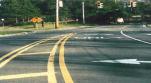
top-left (0, 0), bottom-right (151, 24)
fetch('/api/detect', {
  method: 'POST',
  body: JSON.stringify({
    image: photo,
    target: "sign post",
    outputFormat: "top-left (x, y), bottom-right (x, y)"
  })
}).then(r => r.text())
top-left (31, 17), bottom-right (43, 28)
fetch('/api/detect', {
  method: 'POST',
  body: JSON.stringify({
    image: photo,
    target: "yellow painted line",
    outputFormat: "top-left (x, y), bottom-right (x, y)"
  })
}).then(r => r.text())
top-left (0, 40), bottom-right (41, 62)
top-left (47, 34), bottom-right (70, 83)
top-left (0, 40), bottom-right (47, 68)
top-left (0, 35), bottom-right (63, 68)
top-left (0, 36), bottom-right (60, 62)
top-left (20, 52), bottom-right (50, 55)
top-left (59, 33), bottom-right (74, 83)
top-left (0, 72), bottom-right (47, 80)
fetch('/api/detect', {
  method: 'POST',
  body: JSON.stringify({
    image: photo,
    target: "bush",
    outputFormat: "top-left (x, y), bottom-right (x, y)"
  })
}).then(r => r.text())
top-left (15, 22), bottom-right (33, 26)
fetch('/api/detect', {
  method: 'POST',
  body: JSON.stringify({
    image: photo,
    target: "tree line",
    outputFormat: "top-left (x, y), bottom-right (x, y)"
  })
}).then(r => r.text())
top-left (0, 0), bottom-right (151, 25)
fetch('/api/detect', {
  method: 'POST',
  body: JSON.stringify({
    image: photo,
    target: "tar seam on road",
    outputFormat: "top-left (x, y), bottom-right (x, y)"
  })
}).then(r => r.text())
top-left (0, 35), bottom-right (61, 68)
top-left (59, 33), bottom-right (74, 83)
top-left (121, 30), bottom-right (151, 45)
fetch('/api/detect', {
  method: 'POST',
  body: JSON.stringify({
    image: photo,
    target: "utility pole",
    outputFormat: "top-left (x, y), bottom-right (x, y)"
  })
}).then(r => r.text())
top-left (55, 0), bottom-right (59, 29)
top-left (114, 0), bottom-right (117, 3)
top-left (82, 2), bottom-right (85, 24)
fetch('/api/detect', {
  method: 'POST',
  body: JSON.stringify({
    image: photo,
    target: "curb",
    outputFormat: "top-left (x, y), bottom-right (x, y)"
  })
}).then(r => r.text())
top-left (0, 32), bottom-right (30, 38)
top-left (0, 26), bottom-right (89, 38)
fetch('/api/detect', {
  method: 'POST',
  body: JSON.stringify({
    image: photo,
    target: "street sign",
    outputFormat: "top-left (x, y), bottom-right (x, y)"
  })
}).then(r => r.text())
top-left (37, 18), bottom-right (43, 23)
top-left (31, 18), bottom-right (37, 23)
top-left (98, 3), bottom-right (103, 8)
top-left (132, 2), bottom-right (137, 7)
top-left (31, 17), bottom-right (43, 23)
top-left (59, 0), bottom-right (63, 7)
top-left (96, 1), bottom-right (103, 8)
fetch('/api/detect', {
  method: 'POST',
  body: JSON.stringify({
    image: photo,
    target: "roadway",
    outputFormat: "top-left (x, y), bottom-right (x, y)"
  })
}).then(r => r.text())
top-left (0, 25), bottom-right (151, 83)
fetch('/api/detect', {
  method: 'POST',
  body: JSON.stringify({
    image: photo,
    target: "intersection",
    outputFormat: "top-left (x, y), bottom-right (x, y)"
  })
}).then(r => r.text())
top-left (0, 25), bottom-right (151, 83)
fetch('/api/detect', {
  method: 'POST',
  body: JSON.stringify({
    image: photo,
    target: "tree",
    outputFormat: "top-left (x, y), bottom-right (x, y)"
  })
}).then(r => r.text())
top-left (19, 0), bottom-right (40, 22)
top-left (0, 0), bottom-right (40, 24)
top-left (0, 0), bottom-right (20, 18)
top-left (136, 2), bottom-right (151, 23)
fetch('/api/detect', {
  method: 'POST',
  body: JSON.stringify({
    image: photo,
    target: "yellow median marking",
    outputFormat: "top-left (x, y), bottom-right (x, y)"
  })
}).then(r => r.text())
top-left (0, 35), bottom-right (60, 62)
top-left (0, 40), bottom-right (41, 62)
top-left (59, 33), bottom-right (74, 83)
top-left (20, 52), bottom-right (50, 55)
top-left (0, 72), bottom-right (47, 80)
top-left (0, 40), bottom-right (47, 68)
top-left (0, 35), bottom-right (62, 68)
top-left (47, 34), bottom-right (70, 83)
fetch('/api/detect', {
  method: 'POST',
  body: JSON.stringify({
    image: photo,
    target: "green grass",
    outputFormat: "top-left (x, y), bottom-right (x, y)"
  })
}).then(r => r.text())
top-left (0, 31), bottom-right (31, 35)
top-left (0, 22), bottom-right (86, 35)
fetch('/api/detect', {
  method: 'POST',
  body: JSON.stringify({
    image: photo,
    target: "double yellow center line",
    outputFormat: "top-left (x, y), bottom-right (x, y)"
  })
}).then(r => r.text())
top-left (0, 33), bottom-right (74, 83)
top-left (48, 33), bottom-right (74, 83)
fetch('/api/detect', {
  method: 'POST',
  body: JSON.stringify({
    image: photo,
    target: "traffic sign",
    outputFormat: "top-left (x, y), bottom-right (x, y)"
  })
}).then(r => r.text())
top-left (132, 2), bottom-right (137, 7)
top-left (31, 17), bottom-right (43, 23)
top-left (59, 0), bottom-right (63, 7)
top-left (96, 1), bottom-right (103, 8)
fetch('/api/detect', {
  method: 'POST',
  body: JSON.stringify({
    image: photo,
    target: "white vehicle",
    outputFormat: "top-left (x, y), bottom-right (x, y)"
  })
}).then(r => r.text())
top-left (117, 18), bottom-right (124, 23)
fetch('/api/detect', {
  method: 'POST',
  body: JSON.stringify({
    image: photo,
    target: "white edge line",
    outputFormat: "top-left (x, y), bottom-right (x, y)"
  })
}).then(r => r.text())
top-left (121, 30), bottom-right (151, 45)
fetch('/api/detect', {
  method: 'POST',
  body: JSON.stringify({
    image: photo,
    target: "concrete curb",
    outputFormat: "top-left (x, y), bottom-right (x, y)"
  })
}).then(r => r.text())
top-left (0, 26), bottom-right (90, 38)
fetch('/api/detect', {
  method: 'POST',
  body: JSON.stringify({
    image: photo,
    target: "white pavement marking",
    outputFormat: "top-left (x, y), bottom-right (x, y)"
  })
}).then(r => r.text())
top-left (102, 34), bottom-right (114, 36)
top-left (100, 37), bottom-right (104, 39)
top-left (88, 37), bottom-right (92, 39)
top-left (146, 34), bottom-right (151, 36)
top-left (83, 37), bottom-right (86, 39)
top-left (96, 37), bottom-right (99, 39)
top-left (20, 52), bottom-right (50, 55)
top-left (92, 59), bottom-right (151, 65)
top-left (74, 37), bottom-right (79, 39)
top-left (0, 72), bottom-right (47, 80)
top-left (121, 30), bottom-right (151, 45)
top-left (84, 34), bottom-right (98, 36)
top-left (112, 37), bottom-right (123, 39)
top-left (74, 36), bottom-right (107, 40)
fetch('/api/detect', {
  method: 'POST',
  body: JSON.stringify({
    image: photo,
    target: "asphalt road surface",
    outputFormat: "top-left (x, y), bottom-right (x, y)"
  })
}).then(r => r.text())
top-left (0, 25), bottom-right (151, 83)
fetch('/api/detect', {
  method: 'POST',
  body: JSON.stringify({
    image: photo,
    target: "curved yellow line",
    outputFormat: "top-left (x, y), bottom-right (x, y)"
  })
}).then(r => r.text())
top-left (47, 34), bottom-right (70, 83)
top-left (59, 33), bottom-right (74, 83)
top-left (0, 35), bottom-right (61, 68)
